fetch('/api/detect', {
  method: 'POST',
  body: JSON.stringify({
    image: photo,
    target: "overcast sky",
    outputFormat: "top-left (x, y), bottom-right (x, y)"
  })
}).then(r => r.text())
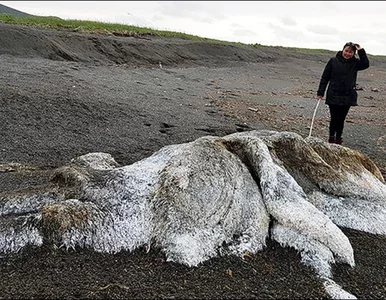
top-left (2, 1), bottom-right (386, 56)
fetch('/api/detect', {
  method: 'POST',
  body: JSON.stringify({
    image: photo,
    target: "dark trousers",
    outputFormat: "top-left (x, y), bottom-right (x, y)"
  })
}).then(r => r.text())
top-left (328, 104), bottom-right (350, 138)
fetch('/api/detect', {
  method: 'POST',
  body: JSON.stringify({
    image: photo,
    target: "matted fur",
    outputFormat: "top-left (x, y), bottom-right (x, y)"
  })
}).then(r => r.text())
top-left (1, 130), bottom-right (385, 299)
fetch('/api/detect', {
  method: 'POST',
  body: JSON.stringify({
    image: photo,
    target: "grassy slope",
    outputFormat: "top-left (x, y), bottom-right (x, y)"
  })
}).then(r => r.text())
top-left (0, 14), bottom-right (338, 55)
top-left (2, 13), bottom-right (385, 59)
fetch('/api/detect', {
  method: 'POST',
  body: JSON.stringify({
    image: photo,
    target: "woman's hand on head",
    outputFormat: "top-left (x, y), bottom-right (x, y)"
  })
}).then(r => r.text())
top-left (355, 43), bottom-right (362, 50)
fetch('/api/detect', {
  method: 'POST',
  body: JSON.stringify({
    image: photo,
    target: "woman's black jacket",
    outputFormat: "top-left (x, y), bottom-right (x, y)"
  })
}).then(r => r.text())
top-left (317, 48), bottom-right (369, 106)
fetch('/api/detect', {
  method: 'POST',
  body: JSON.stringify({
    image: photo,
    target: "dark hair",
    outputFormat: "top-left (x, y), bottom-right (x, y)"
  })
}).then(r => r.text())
top-left (344, 42), bottom-right (357, 53)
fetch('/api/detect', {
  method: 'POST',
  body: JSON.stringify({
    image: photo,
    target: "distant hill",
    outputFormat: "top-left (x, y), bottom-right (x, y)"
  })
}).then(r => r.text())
top-left (0, 3), bottom-right (34, 17)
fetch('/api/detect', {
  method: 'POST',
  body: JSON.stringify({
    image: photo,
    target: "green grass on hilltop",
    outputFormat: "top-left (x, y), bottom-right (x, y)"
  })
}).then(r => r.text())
top-left (0, 14), bottom-right (226, 42)
top-left (0, 14), bottom-right (341, 55)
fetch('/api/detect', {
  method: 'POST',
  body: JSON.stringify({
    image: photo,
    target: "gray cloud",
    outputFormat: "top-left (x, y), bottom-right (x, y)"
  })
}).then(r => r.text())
top-left (267, 23), bottom-right (305, 42)
top-left (154, 1), bottom-right (225, 21)
top-left (232, 28), bottom-right (258, 37)
top-left (280, 16), bottom-right (297, 27)
top-left (114, 14), bottom-right (151, 27)
top-left (199, 17), bottom-right (214, 24)
top-left (152, 14), bottom-right (164, 22)
top-left (230, 22), bottom-right (243, 29)
top-left (307, 25), bottom-right (337, 35)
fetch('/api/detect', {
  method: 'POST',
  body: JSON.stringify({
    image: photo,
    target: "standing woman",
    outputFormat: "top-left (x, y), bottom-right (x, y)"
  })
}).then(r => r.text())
top-left (317, 42), bottom-right (369, 144)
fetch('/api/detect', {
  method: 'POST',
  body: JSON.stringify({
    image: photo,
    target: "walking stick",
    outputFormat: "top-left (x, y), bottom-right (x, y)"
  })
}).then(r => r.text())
top-left (308, 98), bottom-right (321, 138)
